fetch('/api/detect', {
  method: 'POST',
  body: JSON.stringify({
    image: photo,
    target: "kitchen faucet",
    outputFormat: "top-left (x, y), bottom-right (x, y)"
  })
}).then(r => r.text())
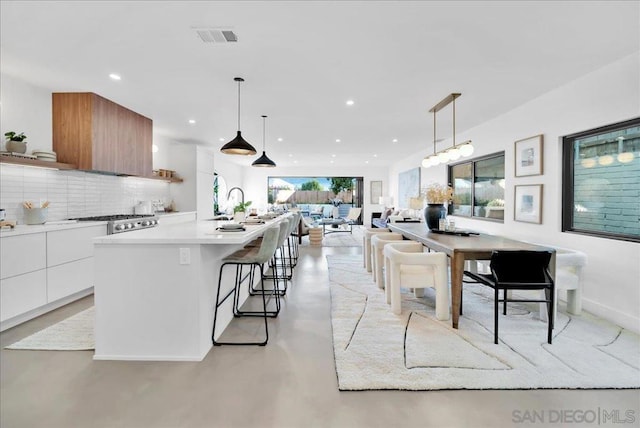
top-left (227, 187), bottom-right (244, 205)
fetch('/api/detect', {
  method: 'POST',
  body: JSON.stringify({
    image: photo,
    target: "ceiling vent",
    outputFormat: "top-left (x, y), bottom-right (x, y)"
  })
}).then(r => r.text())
top-left (193, 28), bottom-right (237, 43)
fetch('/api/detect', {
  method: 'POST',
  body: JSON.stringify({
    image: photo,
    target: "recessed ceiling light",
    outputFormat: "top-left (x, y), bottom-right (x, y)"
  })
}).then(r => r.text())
top-left (288, 154), bottom-right (293, 157)
top-left (346, 99), bottom-right (354, 106)
top-left (392, 139), bottom-right (398, 143)
top-left (335, 139), bottom-right (341, 143)
top-left (331, 154), bottom-right (336, 158)
top-left (294, 160), bottom-right (298, 164)
top-left (219, 138), bottom-right (225, 142)
top-left (188, 119), bottom-right (196, 124)
top-left (365, 160), bottom-right (369, 164)
top-left (109, 73), bottom-right (121, 81)
top-left (330, 160), bottom-right (334, 164)
top-left (277, 137), bottom-right (283, 142)
top-left (373, 154), bottom-right (378, 157)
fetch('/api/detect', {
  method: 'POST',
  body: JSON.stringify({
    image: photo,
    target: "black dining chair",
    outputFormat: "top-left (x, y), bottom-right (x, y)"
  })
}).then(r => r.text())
top-left (463, 250), bottom-right (555, 344)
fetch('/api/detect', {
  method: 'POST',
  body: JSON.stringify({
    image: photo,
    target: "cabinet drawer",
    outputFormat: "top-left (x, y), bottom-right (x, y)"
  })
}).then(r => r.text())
top-left (0, 270), bottom-right (47, 322)
top-left (0, 233), bottom-right (46, 279)
top-left (47, 225), bottom-right (107, 267)
top-left (47, 257), bottom-right (94, 302)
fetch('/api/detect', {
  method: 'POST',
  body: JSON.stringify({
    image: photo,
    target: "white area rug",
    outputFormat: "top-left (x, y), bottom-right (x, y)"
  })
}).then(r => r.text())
top-left (302, 225), bottom-right (364, 247)
top-left (328, 255), bottom-right (640, 390)
top-left (5, 307), bottom-right (94, 350)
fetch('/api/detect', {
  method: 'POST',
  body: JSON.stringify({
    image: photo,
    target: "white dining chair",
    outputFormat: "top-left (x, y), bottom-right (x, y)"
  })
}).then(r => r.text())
top-left (383, 241), bottom-right (450, 320)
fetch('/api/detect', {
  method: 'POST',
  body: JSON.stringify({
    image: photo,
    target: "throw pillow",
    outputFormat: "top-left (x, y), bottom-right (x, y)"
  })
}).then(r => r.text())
top-left (380, 207), bottom-right (394, 221)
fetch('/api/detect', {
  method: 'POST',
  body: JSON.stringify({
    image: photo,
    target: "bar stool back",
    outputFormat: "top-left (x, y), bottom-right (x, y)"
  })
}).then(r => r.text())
top-left (212, 225), bottom-right (281, 346)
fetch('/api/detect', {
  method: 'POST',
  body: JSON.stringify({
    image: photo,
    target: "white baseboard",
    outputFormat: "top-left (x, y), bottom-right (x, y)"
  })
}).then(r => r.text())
top-left (582, 297), bottom-right (640, 334)
top-left (93, 348), bottom-right (209, 362)
top-left (0, 288), bottom-right (94, 332)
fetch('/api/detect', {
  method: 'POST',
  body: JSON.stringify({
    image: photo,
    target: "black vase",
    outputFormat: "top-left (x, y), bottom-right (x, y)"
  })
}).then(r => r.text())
top-left (424, 204), bottom-right (446, 230)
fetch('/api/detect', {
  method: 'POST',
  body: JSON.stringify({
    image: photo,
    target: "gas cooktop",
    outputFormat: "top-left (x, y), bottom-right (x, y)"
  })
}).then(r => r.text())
top-left (69, 214), bottom-right (159, 234)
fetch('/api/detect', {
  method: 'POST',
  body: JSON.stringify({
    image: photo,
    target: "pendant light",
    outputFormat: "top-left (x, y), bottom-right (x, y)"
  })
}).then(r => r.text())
top-left (422, 93), bottom-right (475, 168)
top-left (220, 77), bottom-right (257, 155)
top-left (422, 107), bottom-right (441, 167)
top-left (252, 115), bottom-right (276, 167)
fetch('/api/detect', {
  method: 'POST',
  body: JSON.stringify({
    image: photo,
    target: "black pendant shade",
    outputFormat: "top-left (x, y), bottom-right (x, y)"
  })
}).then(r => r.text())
top-left (252, 151), bottom-right (276, 167)
top-left (251, 115), bottom-right (276, 167)
top-left (221, 77), bottom-right (257, 156)
top-left (221, 131), bottom-right (256, 155)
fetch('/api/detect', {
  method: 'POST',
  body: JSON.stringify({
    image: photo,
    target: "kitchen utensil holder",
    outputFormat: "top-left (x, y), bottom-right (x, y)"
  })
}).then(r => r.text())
top-left (24, 207), bottom-right (48, 225)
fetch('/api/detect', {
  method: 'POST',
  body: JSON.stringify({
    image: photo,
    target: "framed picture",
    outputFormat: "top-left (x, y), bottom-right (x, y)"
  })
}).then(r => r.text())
top-left (514, 184), bottom-right (543, 224)
top-left (398, 167), bottom-right (420, 209)
top-left (370, 180), bottom-right (383, 203)
top-left (514, 134), bottom-right (544, 177)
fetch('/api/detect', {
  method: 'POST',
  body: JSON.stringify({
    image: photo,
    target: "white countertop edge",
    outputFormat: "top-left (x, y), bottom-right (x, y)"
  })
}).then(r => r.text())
top-left (1, 221), bottom-right (108, 237)
top-left (93, 217), bottom-right (289, 245)
top-left (156, 211), bottom-right (196, 218)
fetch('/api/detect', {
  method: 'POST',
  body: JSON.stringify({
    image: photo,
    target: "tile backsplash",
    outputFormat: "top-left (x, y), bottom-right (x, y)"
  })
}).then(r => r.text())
top-left (1, 164), bottom-right (170, 224)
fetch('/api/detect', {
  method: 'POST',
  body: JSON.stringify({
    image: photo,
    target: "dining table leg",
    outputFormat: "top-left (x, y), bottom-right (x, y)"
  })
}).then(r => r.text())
top-left (450, 252), bottom-right (465, 329)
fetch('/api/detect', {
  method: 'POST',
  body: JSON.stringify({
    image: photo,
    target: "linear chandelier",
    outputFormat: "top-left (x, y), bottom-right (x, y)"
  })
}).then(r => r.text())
top-left (422, 93), bottom-right (474, 168)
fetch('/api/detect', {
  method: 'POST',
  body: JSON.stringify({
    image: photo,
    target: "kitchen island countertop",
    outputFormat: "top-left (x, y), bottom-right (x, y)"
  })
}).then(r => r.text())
top-left (93, 218), bottom-right (278, 245)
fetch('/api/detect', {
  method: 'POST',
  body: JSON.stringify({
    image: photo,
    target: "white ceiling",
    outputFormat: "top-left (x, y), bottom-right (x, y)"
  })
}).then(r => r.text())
top-left (1, 1), bottom-right (638, 168)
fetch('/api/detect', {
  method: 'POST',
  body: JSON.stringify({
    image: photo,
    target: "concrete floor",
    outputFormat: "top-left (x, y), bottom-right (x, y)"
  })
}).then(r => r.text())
top-left (1, 244), bottom-right (638, 428)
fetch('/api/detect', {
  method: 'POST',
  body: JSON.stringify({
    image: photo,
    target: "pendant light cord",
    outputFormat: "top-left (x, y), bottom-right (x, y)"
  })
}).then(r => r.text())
top-left (237, 81), bottom-right (241, 131)
top-left (452, 97), bottom-right (456, 148)
top-left (433, 111), bottom-right (437, 156)
top-left (262, 115), bottom-right (267, 150)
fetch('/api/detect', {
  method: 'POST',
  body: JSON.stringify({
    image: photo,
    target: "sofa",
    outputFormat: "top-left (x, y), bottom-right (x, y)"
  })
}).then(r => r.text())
top-left (371, 209), bottom-right (420, 228)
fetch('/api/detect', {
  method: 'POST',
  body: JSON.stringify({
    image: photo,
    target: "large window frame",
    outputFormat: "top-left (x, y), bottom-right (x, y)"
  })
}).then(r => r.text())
top-left (562, 117), bottom-right (640, 243)
top-left (448, 151), bottom-right (505, 222)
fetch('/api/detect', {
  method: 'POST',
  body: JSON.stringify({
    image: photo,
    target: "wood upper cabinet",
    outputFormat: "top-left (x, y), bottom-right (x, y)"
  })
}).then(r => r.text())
top-left (53, 92), bottom-right (152, 176)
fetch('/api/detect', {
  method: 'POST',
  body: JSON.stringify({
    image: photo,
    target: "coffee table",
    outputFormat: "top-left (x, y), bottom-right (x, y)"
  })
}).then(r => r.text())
top-left (319, 218), bottom-right (352, 235)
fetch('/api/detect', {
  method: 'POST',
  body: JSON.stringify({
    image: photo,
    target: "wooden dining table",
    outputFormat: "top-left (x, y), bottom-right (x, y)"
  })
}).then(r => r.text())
top-left (388, 223), bottom-right (555, 329)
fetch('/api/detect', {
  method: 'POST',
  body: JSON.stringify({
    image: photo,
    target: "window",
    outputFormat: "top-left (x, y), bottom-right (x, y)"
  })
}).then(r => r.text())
top-left (267, 176), bottom-right (364, 224)
top-left (562, 117), bottom-right (640, 242)
top-left (448, 152), bottom-right (505, 221)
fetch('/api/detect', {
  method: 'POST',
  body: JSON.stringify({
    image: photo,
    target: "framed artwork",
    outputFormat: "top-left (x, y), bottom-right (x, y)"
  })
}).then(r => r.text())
top-left (515, 134), bottom-right (544, 177)
top-left (514, 184), bottom-right (543, 224)
top-left (398, 167), bottom-right (420, 209)
top-left (370, 180), bottom-right (383, 203)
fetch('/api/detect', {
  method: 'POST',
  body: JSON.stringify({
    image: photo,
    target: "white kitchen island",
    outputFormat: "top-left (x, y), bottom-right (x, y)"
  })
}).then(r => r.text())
top-left (93, 215), bottom-right (290, 362)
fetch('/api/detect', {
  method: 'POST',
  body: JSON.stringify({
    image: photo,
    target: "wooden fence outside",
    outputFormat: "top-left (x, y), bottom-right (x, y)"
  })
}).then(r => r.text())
top-left (271, 189), bottom-right (353, 204)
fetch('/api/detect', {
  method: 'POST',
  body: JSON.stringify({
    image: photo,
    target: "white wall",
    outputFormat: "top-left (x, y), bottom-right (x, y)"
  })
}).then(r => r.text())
top-left (390, 52), bottom-right (640, 332)
top-left (1, 73), bottom-right (52, 153)
top-left (242, 164), bottom-right (389, 226)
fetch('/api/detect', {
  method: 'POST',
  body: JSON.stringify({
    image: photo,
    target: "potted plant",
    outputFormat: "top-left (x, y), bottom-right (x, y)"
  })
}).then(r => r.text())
top-left (4, 131), bottom-right (27, 154)
top-left (420, 183), bottom-right (453, 230)
top-left (233, 201), bottom-right (252, 223)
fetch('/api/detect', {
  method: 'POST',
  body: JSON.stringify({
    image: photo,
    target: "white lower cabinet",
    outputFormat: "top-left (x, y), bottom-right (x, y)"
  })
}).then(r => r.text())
top-left (0, 223), bottom-right (107, 330)
top-left (47, 257), bottom-right (94, 302)
top-left (47, 225), bottom-right (104, 267)
top-left (0, 269), bottom-right (47, 322)
top-left (0, 233), bottom-right (46, 280)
